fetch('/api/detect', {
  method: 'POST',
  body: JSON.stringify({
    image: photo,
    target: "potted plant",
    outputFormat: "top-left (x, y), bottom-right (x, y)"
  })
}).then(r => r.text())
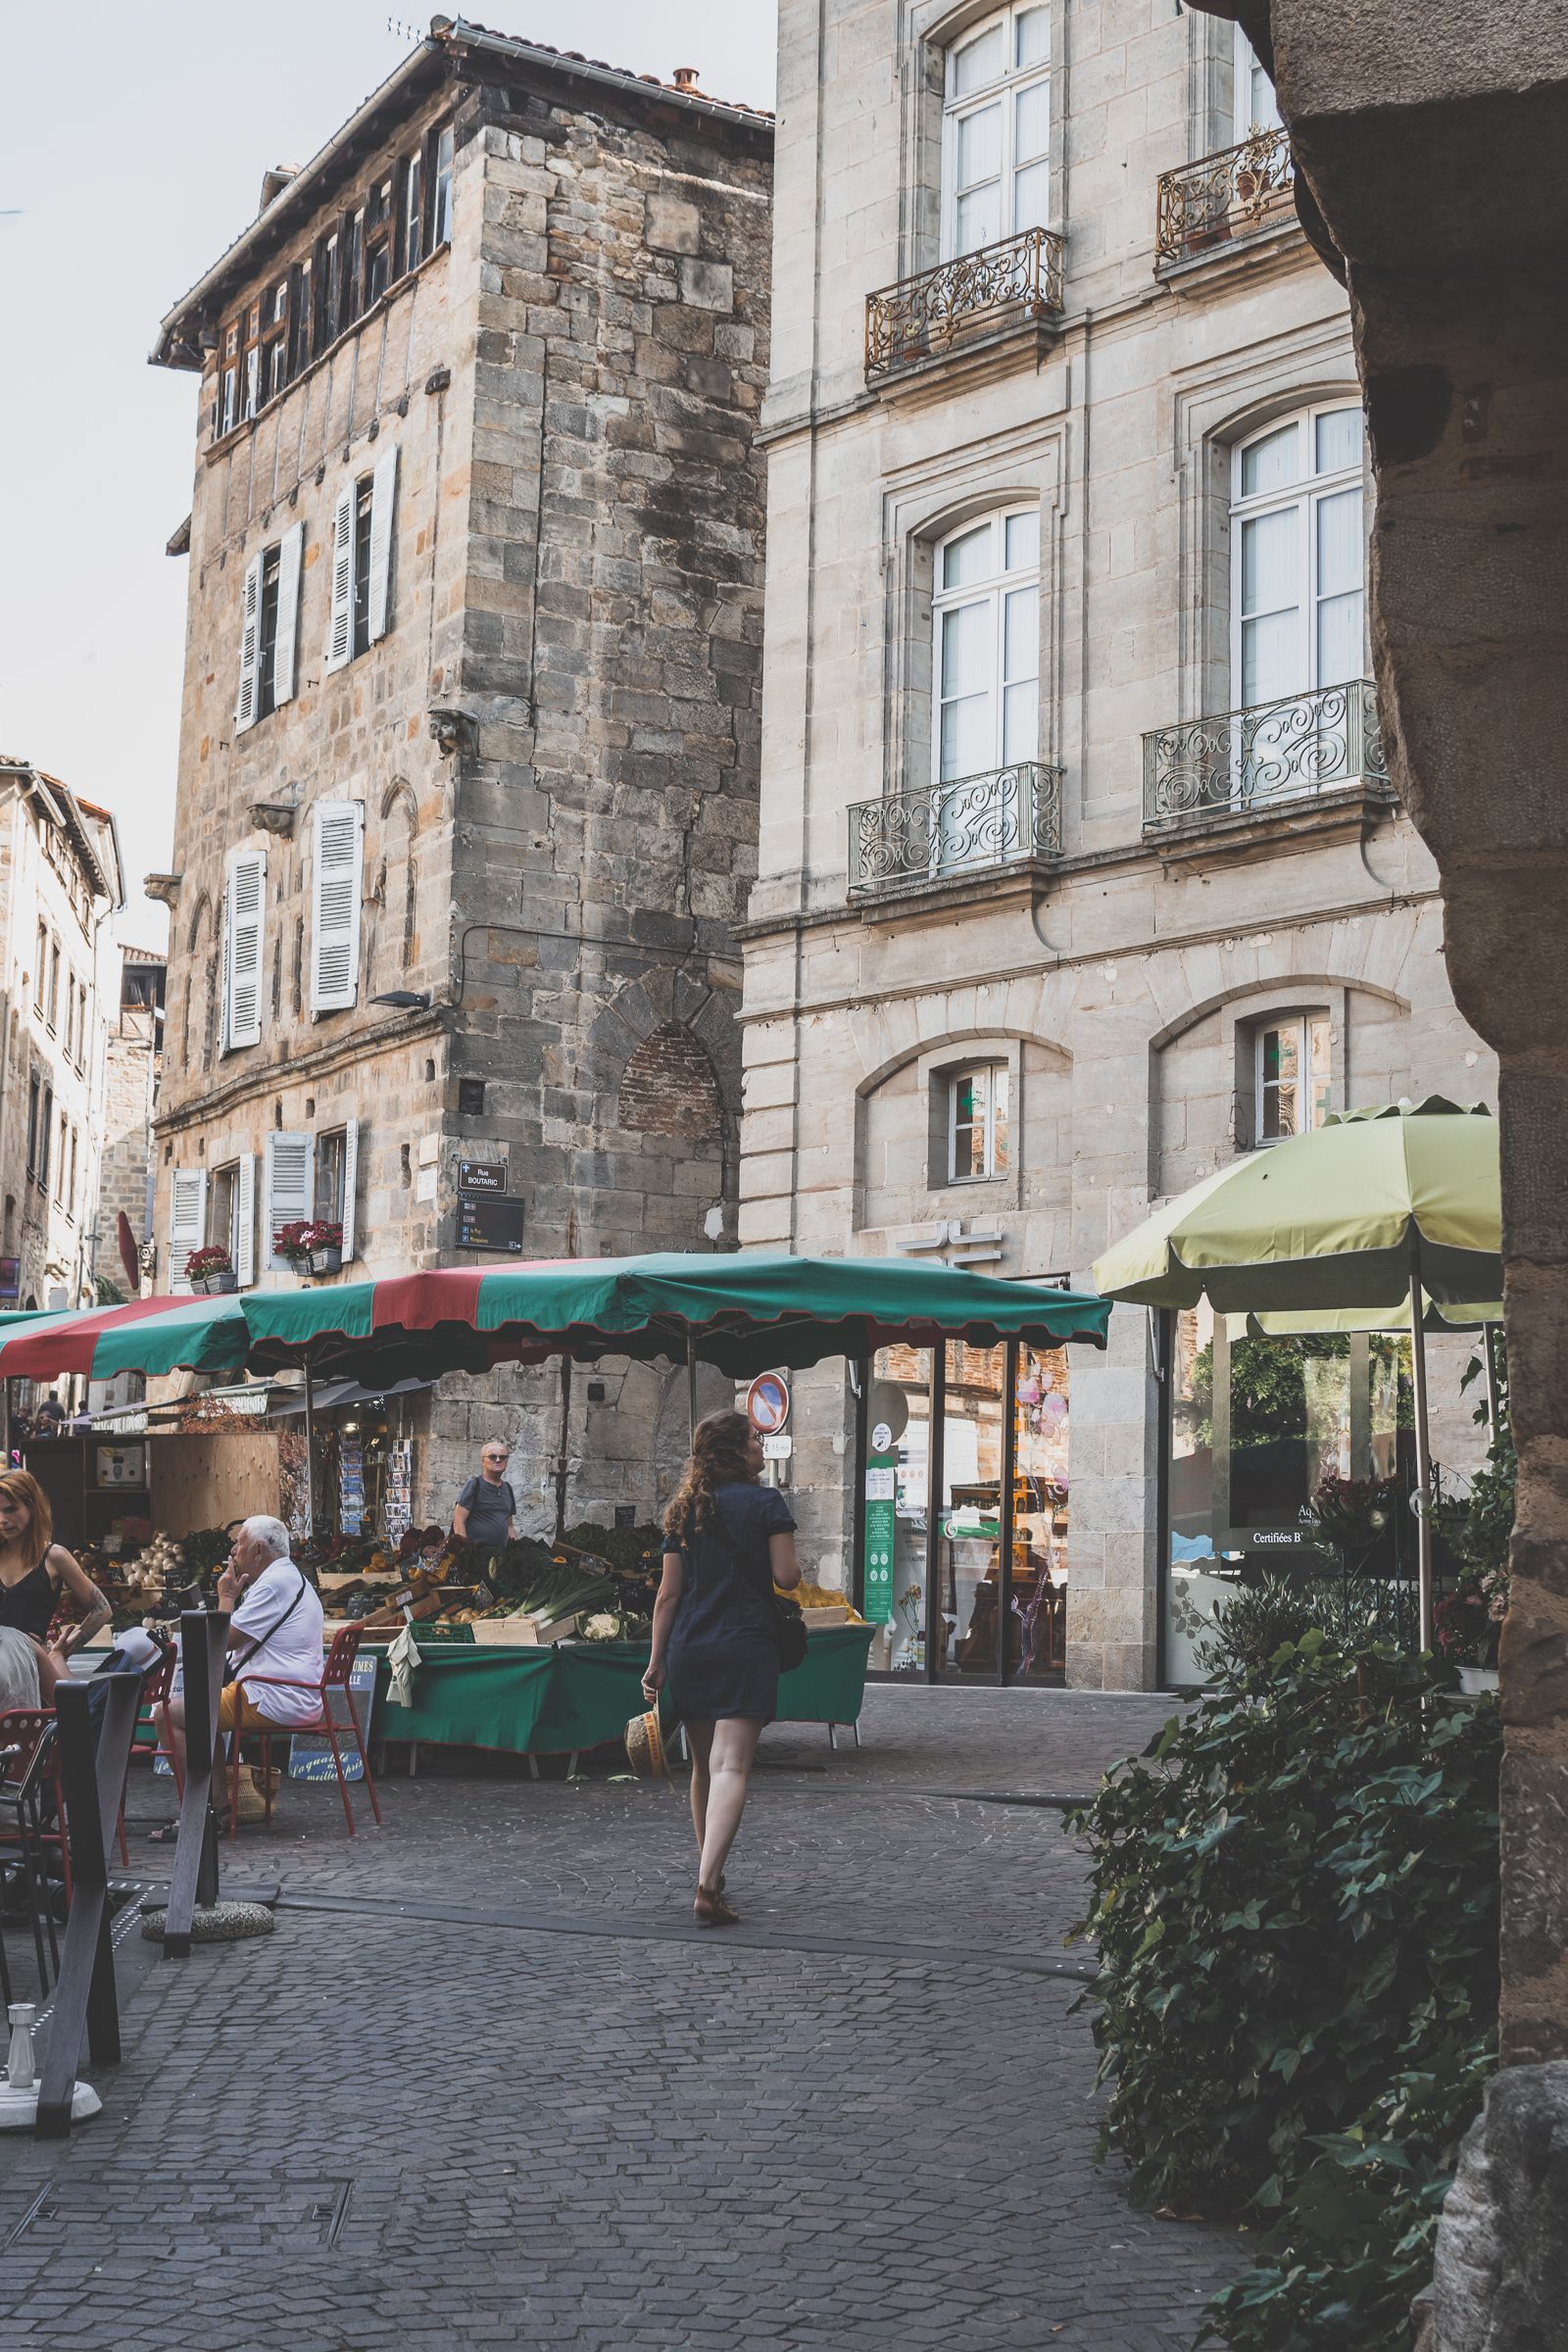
top-left (184, 1244), bottom-right (238, 1295)
top-left (1434, 1570), bottom-right (1507, 1693)
top-left (275, 1219), bottom-right (343, 1275)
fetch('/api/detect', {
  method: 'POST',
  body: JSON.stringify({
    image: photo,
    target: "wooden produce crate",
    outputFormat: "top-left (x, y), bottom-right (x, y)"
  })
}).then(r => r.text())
top-left (799, 1604), bottom-right (851, 1628)
top-left (470, 1612), bottom-right (579, 1648)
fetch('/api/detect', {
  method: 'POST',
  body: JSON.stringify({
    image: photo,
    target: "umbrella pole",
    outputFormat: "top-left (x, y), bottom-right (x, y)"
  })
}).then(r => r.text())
top-left (553, 1354), bottom-right (572, 1542)
top-left (687, 1332), bottom-right (697, 1449)
top-left (1483, 1322), bottom-right (1501, 1432)
top-left (0, 1378), bottom-right (9, 1466)
top-left (304, 1365), bottom-right (318, 1540)
top-left (1409, 1273), bottom-right (1434, 1652)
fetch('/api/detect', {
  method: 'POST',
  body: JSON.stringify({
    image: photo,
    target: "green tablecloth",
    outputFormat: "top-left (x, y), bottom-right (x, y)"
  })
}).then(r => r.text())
top-left (374, 1624), bottom-right (874, 1755)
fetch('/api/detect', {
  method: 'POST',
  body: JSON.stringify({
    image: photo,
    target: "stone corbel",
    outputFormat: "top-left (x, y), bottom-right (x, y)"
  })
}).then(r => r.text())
top-left (143, 872), bottom-right (182, 908)
top-left (429, 708), bottom-right (478, 760)
top-left (251, 788), bottom-right (300, 839)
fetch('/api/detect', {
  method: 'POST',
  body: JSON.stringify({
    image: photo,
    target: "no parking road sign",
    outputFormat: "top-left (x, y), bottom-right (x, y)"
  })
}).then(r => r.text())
top-left (746, 1371), bottom-right (791, 1435)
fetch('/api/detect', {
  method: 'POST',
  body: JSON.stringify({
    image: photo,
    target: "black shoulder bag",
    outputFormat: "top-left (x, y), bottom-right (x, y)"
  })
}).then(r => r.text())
top-left (223, 1570), bottom-right (310, 1686)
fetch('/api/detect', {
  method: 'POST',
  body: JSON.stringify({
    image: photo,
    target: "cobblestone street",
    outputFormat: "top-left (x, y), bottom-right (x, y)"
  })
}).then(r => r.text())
top-left (0, 1690), bottom-right (1242, 2350)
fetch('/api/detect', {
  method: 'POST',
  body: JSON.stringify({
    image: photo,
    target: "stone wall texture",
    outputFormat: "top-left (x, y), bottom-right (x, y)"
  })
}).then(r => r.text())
top-left (153, 51), bottom-right (770, 1528)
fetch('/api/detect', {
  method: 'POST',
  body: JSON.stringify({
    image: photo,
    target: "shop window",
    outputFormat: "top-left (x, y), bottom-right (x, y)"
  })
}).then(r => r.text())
top-left (860, 1338), bottom-right (1069, 1684)
top-left (942, 5), bottom-right (1051, 259)
top-left (1233, 403), bottom-right (1366, 711)
top-left (1163, 1305), bottom-right (1416, 1684)
top-left (945, 1064), bottom-right (1009, 1184)
top-left (1251, 1013), bottom-right (1331, 1143)
top-left (933, 508), bottom-right (1040, 812)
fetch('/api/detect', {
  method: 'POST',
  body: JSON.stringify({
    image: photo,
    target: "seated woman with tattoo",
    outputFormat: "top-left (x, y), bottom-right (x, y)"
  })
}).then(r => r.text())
top-left (0, 1470), bottom-right (112, 1703)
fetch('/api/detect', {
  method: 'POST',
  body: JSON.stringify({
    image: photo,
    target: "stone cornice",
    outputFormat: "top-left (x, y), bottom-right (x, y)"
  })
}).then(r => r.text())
top-left (153, 1006), bottom-right (446, 1136)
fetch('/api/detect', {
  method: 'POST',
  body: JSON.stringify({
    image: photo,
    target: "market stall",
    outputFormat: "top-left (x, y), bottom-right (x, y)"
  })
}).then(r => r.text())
top-left (371, 1623), bottom-right (878, 1757)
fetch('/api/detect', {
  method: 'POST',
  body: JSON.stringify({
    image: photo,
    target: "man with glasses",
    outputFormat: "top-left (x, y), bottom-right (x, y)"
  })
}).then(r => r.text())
top-left (451, 1441), bottom-right (517, 1554)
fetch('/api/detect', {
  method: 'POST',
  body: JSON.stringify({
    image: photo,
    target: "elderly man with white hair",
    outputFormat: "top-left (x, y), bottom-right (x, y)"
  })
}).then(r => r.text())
top-left (159, 1514), bottom-right (324, 1834)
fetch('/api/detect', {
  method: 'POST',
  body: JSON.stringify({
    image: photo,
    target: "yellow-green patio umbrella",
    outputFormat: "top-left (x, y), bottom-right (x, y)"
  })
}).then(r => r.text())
top-left (1093, 1098), bottom-right (1502, 1648)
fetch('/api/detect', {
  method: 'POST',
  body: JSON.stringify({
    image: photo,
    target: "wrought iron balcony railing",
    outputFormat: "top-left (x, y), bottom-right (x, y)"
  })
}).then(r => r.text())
top-left (1143, 679), bottom-right (1390, 833)
top-left (849, 762), bottom-right (1062, 897)
top-left (865, 226), bottom-right (1065, 380)
top-left (1155, 126), bottom-right (1295, 266)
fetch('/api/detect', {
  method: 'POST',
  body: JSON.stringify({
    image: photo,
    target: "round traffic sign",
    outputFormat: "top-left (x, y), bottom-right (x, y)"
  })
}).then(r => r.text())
top-left (746, 1372), bottom-right (791, 1435)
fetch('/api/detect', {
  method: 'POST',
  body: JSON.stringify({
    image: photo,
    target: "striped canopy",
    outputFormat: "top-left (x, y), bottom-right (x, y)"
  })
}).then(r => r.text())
top-left (0, 1251), bottom-right (1109, 1386)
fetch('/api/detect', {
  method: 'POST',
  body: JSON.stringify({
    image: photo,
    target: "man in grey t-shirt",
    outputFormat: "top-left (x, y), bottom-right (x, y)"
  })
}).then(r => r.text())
top-left (452, 1440), bottom-right (516, 1551)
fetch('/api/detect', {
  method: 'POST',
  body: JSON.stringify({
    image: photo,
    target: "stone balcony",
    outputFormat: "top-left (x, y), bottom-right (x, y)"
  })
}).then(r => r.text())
top-left (864, 226), bottom-right (1065, 383)
top-left (1154, 127), bottom-right (1296, 270)
top-left (848, 761), bottom-right (1062, 906)
top-left (1142, 679), bottom-right (1394, 845)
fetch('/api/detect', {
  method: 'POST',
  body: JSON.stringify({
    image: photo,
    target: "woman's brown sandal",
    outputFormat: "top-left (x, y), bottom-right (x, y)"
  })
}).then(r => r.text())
top-left (694, 1882), bottom-right (740, 1928)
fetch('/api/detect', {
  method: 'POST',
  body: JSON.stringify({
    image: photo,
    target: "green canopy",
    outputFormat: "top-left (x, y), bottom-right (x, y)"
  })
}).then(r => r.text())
top-left (0, 1251), bottom-right (1109, 1385)
top-left (1092, 1098), bottom-right (1500, 1313)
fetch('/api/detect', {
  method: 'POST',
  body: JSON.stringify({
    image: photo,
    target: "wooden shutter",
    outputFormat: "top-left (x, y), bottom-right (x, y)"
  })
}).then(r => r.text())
top-left (265, 1133), bottom-right (315, 1270)
top-left (234, 1152), bottom-right (257, 1288)
top-left (310, 800), bottom-right (364, 1013)
top-left (367, 443), bottom-right (399, 643)
top-left (223, 847), bottom-right (267, 1051)
top-left (272, 522), bottom-right (304, 707)
top-left (323, 479), bottom-right (356, 672)
top-left (338, 1117), bottom-right (360, 1259)
top-left (234, 552), bottom-right (263, 732)
top-left (169, 1170), bottom-right (207, 1294)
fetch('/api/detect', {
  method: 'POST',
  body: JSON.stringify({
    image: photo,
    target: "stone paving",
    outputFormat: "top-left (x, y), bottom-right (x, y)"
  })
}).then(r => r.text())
top-left (0, 1686), bottom-right (1243, 2350)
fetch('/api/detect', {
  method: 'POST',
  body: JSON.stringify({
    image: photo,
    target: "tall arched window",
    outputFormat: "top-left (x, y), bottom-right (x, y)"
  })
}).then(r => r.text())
top-left (942, 5), bottom-right (1051, 259)
top-left (1231, 403), bottom-right (1366, 712)
top-left (933, 506), bottom-right (1040, 784)
top-left (1234, 24), bottom-right (1282, 139)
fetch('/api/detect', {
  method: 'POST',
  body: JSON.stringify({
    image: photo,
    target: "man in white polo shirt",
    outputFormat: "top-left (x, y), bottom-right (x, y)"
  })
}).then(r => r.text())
top-left (164, 1514), bottom-right (324, 1821)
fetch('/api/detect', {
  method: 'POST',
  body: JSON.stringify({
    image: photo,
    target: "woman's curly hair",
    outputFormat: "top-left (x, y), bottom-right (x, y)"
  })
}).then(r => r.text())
top-left (663, 1410), bottom-right (756, 1549)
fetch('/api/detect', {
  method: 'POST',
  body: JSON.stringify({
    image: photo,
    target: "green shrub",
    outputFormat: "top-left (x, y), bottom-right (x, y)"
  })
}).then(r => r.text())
top-left (1066, 1632), bottom-right (1500, 2221)
top-left (1196, 1574), bottom-right (1399, 1683)
top-left (1201, 2031), bottom-right (1494, 2351)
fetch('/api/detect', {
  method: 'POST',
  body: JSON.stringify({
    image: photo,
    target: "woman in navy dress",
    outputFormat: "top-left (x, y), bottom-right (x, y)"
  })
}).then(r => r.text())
top-left (643, 1411), bottom-right (800, 1927)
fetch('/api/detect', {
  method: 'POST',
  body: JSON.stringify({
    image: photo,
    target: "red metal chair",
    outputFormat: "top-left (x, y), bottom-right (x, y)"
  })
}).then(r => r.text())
top-left (125, 1641), bottom-right (183, 1797)
top-left (227, 1625), bottom-right (381, 1838)
top-left (0, 1707), bottom-right (71, 1904)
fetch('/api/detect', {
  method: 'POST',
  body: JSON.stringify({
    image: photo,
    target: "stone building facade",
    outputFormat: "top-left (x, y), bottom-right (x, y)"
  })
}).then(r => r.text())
top-left (0, 760), bottom-right (123, 1326)
top-left (150, 24), bottom-right (770, 1526)
top-left (741, 0), bottom-right (1494, 1689)
top-left (96, 945), bottom-right (166, 1294)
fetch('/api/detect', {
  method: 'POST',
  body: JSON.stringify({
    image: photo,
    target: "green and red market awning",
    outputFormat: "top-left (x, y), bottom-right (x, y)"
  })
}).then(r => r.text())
top-left (0, 1251), bottom-right (1109, 1387)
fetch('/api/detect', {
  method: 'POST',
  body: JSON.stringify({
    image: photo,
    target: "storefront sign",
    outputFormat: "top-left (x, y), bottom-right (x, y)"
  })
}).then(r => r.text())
top-left (1220, 1526), bottom-right (1322, 1553)
top-left (862, 1458), bottom-right (897, 1623)
top-left (457, 1194), bottom-right (526, 1252)
top-left (761, 1432), bottom-right (792, 1460)
top-left (458, 1158), bottom-right (507, 1194)
top-left (746, 1372), bottom-right (790, 1434)
top-left (288, 1651), bottom-right (378, 1782)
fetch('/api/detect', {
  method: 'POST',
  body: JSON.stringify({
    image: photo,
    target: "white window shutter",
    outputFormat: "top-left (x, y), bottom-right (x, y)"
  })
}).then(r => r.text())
top-left (310, 800), bottom-right (364, 1013)
top-left (234, 553), bottom-right (263, 732)
top-left (339, 1117), bottom-right (359, 1260)
top-left (234, 1152), bottom-right (257, 1288)
top-left (367, 444), bottom-right (399, 643)
top-left (223, 847), bottom-right (267, 1050)
top-left (323, 480), bottom-right (356, 672)
top-left (169, 1170), bottom-right (207, 1294)
top-left (273, 522), bottom-right (304, 707)
top-left (265, 1133), bottom-right (316, 1270)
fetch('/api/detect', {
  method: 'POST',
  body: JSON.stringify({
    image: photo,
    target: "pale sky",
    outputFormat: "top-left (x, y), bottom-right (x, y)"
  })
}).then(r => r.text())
top-left (0, 1), bottom-right (778, 953)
